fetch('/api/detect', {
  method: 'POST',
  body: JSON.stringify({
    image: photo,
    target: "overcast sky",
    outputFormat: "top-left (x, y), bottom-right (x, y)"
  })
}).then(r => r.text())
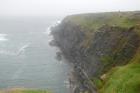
top-left (0, 0), bottom-right (140, 16)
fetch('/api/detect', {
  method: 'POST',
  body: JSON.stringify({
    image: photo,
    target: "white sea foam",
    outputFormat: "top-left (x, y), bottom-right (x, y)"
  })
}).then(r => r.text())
top-left (50, 20), bottom-right (62, 28)
top-left (54, 20), bottom-right (61, 26)
top-left (0, 34), bottom-right (8, 41)
top-left (0, 43), bottom-right (31, 56)
top-left (17, 43), bottom-right (30, 56)
top-left (43, 20), bottom-right (62, 44)
top-left (45, 26), bottom-right (51, 35)
top-left (44, 20), bottom-right (62, 35)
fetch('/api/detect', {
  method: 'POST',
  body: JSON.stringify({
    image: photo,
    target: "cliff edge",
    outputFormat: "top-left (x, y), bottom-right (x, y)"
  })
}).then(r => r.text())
top-left (51, 11), bottom-right (140, 93)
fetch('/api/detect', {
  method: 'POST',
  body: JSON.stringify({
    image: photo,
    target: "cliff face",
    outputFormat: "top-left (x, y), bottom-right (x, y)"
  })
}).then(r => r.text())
top-left (51, 11), bottom-right (140, 93)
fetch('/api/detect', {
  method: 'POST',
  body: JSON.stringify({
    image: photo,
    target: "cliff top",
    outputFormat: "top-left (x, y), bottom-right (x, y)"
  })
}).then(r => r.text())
top-left (63, 11), bottom-right (140, 31)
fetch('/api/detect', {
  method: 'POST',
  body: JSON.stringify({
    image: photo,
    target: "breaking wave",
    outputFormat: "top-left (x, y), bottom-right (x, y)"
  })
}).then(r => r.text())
top-left (0, 34), bottom-right (8, 41)
top-left (44, 20), bottom-right (62, 35)
top-left (16, 43), bottom-right (30, 56)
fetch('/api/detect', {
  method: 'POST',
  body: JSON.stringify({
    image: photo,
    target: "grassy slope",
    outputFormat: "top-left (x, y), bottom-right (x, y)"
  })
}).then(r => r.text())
top-left (65, 11), bottom-right (140, 93)
top-left (100, 49), bottom-right (140, 93)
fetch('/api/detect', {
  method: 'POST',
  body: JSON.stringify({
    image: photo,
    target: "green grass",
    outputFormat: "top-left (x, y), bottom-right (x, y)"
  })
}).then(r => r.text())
top-left (91, 77), bottom-right (103, 89)
top-left (65, 11), bottom-right (140, 31)
top-left (100, 52), bottom-right (140, 93)
top-left (0, 88), bottom-right (51, 93)
top-left (22, 90), bottom-right (50, 93)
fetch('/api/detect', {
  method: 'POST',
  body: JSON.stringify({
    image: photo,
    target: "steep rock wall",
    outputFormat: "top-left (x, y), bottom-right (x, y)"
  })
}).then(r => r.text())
top-left (51, 11), bottom-right (140, 93)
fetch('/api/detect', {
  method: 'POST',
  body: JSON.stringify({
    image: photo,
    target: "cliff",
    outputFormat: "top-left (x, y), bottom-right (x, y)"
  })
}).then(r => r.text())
top-left (51, 11), bottom-right (140, 93)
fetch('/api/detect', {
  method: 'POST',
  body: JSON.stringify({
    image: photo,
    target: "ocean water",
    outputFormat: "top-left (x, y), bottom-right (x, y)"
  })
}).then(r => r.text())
top-left (0, 16), bottom-right (70, 93)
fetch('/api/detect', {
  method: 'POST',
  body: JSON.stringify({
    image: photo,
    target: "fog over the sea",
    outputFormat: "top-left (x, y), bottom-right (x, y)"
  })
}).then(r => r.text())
top-left (0, 0), bottom-right (140, 16)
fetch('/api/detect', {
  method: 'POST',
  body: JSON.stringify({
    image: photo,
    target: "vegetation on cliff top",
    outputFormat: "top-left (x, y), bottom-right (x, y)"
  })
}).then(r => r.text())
top-left (63, 11), bottom-right (140, 52)
top-left (64, 11), bottom-right (140, 31)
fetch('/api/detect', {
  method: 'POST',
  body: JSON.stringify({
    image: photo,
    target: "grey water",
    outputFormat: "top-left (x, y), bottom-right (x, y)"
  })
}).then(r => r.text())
top-left (0, 16), bottom-right (70, 93)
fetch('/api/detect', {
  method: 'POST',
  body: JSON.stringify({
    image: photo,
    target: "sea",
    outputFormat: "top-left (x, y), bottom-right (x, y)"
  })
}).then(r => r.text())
top-left (0, 16), bottom-right (71, 93)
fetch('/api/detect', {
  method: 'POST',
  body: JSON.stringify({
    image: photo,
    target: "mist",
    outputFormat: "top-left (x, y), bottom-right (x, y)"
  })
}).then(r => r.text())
top-left (0, 0), bottom-right (140, 16)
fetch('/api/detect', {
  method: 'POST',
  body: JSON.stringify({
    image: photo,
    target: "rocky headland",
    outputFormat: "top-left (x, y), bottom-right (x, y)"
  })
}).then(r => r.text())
top-left (51, 11), bottom-right (140, 93)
